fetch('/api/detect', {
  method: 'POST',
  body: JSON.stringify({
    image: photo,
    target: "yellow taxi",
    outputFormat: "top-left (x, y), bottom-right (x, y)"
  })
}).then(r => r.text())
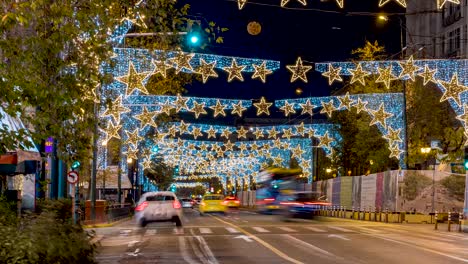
top-left (199, 194), bottom-right (227, 215)
top-left (222, 196), bottom-right (240, 208)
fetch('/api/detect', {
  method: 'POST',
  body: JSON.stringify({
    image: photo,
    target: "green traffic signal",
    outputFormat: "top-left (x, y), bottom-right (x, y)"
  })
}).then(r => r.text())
top-left (71, 161), bottom-right (81, 169)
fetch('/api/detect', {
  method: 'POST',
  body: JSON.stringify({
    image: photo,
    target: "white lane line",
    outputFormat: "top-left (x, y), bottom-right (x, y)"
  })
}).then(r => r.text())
top-left (278, 227), bottom-right (297, 232)
top-left (199, 228), bottom-right (213, 234)
top-left (358, 227), bottom-right (382, 233)
top-left (225, 227), bottom-right (241, 233)
top-left (328, 226), bottom-right (353, 232)
top-left (252, 227), bottom-right (270, 233)
top-left (364, 233), bottom-right (468, 263)
top-left (179, 237), bottom-right (201, 264)
top-left (145, 229), bottom-right (157, 236)
top-left (188, 236), bottom-right (209, 264)
top-left (174, 228), bottom-right (185, 235)
top-left (282, 234), bottom-right (337, 258)
top-left (195, 236), bottom-right (220, 264)
top-left (304, 227), bottom-right (326, 232)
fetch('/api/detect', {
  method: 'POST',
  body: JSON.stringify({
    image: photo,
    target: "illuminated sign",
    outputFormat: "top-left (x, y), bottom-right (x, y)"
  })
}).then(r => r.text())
top-left (45, 137), bottom-right (53, 153)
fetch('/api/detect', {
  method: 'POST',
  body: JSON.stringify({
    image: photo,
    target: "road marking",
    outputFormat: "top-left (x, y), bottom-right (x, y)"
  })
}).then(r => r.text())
top-left (304, 227), bottom-right (326, 232)
top-left (363, 233), bottom-right (468, 263)
top-left (234, 235), bottom-right (254, 242)
top-left (199, 228), bottom-right (213, 234)
top-left (358, 227), bottom-right (381, 233)
top-left (328, 234), bottom-right (350, 241)
top-left (328, 226), bottom-right (353, 232)
top-left (211, 215), bottom-right (304, 264)
top-left (282, 234), bottom-right (337, 257)
top-left (145, 229), bottom-right (157, 236)
top-left (252, 227), bottom-right (270, 233)
top-left (278, 227), bottom-right (297, 232)
top-left (195, 236), bottom-right (219, 264)
top-left (178, 237), bottom-right (201, 264)
top-left (226, 227), bottom-right (241, 233)
top-left (174, 228), bottom-right (184, 235)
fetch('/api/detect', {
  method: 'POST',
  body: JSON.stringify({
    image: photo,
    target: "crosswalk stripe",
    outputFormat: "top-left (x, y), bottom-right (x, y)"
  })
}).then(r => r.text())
top-left (145, 229), bottom-right (157, 236)
top-left (252, 227), bottom-right (270, 233)
top-left (173, 228), bottom-right (184, 235)
top-left (226, 227), bottom-right (241, 233)
top-left (305, 227), bottom-right (326, 232)
top-left (358, 227), bottom-right (381, 233)
top-left (328, 226), bottom-right (353, 232)
top-left (199, 228), bottom-right (213, 234)
top-left (278, 227), bottom-right (297, 232)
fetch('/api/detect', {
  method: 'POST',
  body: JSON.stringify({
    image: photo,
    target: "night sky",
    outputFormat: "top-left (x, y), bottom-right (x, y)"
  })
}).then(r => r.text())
top-left (181, 0), bottom-right (404, 101)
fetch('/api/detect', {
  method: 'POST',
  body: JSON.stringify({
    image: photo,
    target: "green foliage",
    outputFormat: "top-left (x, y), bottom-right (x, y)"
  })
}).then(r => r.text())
top-left (0, 199), bottom-right (96, 264)
top-left (402, 171), bottom-right (432, 200)
top-left (144, 155), bottom-right (174, 191)
top-left (441, 175), bottom-right (465, 201)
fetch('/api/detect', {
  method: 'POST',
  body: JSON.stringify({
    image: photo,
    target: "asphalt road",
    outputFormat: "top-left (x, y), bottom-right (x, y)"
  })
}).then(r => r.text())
top-left (94, 208), bottom-right (468, 264)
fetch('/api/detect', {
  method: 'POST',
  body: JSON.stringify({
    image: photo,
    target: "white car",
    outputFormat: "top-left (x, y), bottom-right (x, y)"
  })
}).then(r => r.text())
top-left (134, 191), bottom-right (183, 227)
top-left (180, 198), bottom-right (194, 209)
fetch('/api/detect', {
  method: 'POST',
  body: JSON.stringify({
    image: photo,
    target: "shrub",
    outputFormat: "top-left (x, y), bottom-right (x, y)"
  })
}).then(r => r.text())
top-left (441, 175), bottom-right (465, 201)
top-left (403, 171), bottom-right (432, 200)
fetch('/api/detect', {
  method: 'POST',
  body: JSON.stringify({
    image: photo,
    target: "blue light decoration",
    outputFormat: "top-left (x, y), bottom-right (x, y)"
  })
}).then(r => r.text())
top-left (315, 60), bottom-right (468, 117)
top-left (276, 93), bottom-right (406, 169)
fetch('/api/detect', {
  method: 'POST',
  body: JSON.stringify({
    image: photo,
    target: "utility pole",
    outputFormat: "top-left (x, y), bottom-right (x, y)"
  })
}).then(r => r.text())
top-left (90, 102), bottom-right (98, 221)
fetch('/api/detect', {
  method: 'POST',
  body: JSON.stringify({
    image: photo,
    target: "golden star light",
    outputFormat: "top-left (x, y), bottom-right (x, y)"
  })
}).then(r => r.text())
top-left (254, 97), bottom-right (273, 116)
top-left (322, 64), bottom-right (343, 85)
top-left (231, 101), bottom-right (247, 117)
top-left (389, 145), bottom-right (403, 159)
top-left (273, 138), bottom-right (283, 148)
top-left (238, 0), bottom-right (247, 9)
top-left (223, 59), bottom-right (246, 82)
top-left (348, 63), bottom-right (370, 86)
top-left (318, 132), bottom-right (333, 149)
top-left (439, 73), bottom-right (468, 107)
top-left (250, 142), bottom-right (260, 151)
top-left (221, 128), bottom-right (231, 139)
top-left (369, 103), bottom-right (394, 128)
top-left (134, 106), bottom-right (158, 130)
top-left (335, 0), bottom-right (344, 8)
top-left (296, 122), bottom-right (306, 136)
top-left (418, 65), bottom-right (437, 86)
top-left (353, 98), bottom-right (369, 114)
top-left (398, 56), bottom-right (421, 81)
top-left (320, 100), bottom-right (337, 118)
top-left (197, 59), bottom-right (218, 83)
top-left (383, 127), bottom-right (403, 145)
top-left (291, 145), bottom-right (305, 159)
top-left (124, 146), bottom-right (138, 160)
top-left (210, 100), bottom-right (227, 117)
top-left (253, 128), bottom-right (264, 139)
top-left (104, 120), bottom-right (122, 141)
top-left (282, 128), bottom-right (294, 139)
top-left (239, 143), bottom-right (248, 151)
top-left (161, 101), bottom-right (174, 116)
top-left (171, 51), bottom-right (194, 74)
top-left (280, 101), bottom-right (296, 117)
top-left (286, 57), bottom-right (312, 83)
top-left (178, 120), bottom-right (189, 134)
top-left (299, 99), bottom-right (315, 115)
top-left (268, 127), bottom-right (279, 139)
top-left (224, 140), bottom-right (234, 151)
top-left (115, 61), bottom-right (150, 96)
top-left (207, 126), bottom-right (217, 139)
top-left (200, 143), bottom-right (209, 151)
top-left (125, 129), bottom-right (143, 148)
top-left (252, 61), bottom-right (273, 83)
top-left (307, 128), bottom-right (316, 138)
top-left (379, 0), bottom-right (407, 8)
top-left (273, 154), bottom-right (283, 166)
top-left (101, 95), bottom-right (131, 124)
top-left (191, 127), bottom-right (203, 139)
top-left (168, 125), bottom-right (178, 137)
top-left (281, 0), bottom-right (307, 7)
top-left (142, 159), bottom-right (153, 170)
top-left (437, 0), bottom-right (460, 9)
top-left (151, 59), bottom-right (171, 78)
top-left (174, 94), bottom-right (189, 112)
top-left (190, 101), bottom-right (207, 119)
top-left (338, 92), bottom-right (354, 110)
top-left (376, 66), bottom-right (397, 89)
top-left (237, 126), bottom-right (248, 139)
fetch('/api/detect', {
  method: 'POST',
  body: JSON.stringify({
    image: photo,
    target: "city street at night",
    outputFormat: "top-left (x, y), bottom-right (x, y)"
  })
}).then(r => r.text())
top-left (95, 209), bottom-right (468, 264)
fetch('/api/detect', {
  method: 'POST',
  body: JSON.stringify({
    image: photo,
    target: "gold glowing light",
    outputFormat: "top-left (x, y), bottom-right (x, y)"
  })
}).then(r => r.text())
top-left (286, 57), bottom-right (312, 83)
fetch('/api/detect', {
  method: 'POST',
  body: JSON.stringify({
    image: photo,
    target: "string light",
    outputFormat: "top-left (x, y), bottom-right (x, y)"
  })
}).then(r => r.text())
top-left (286, 57), bottom-right (312, 83)
top-left (438, 73), bottom-right (468, 107)
top-left (348, 63), bottom-right (370, 86)
top-left (210, 100), bottom-right (227, 117)
top-left (207, 126), bottom-right (217, 139)
top-left (231, 101), bottom-right (247, 117)
top-left (383, 127), bottom-right (403, 146)
top-left (335, 0), bottom-right (344, 8)
top-left (281, 0), bottom-right (307, 7)
top-left (115, 61), bottom-right (150, 96)
top-left (151, 59), bottom-right (171, 78)
top-left (376, 66), bottom-right (397, 89)
top-left (418, 65), bottom-right (437, 86)
top-left (223, 59), bottom-right (246, 82)
top-left (369, 103), bottom-right (394, 129)
top-left (378, 0), bottom-right (406, 8)
top-left (101, 95), bottom-right (130, 124)
top-left (322, 64), bottom-right (343, 85)
top-left (237, 126), bottom-right (248, 139)
top-left (190, 101), bottom-right (207, 119)
top-left (338, 92), bottom-right (354, 110)
top-left (196, 59), bottom-right (218, 83)
top-left (238, 0), bottom-right (247, 9)
top-left (353, 97), bottom-right (369, 114)
top-left (299, 99), bottom-right (316, 116)
top-left (437, 0), bottom-right (460, 9)
top-left (252, 61), bottom-right (273, 83)
top-left (253, 97), bottom-right (273, 116)
top-left (280, 101), bottom-right (296, 117)
top-left (125, 129), bottom-right (143, 148)
top-left (268, 127), bottom-right (279, 139)
top-left (104, 120), bottom-right (122, 140)
top-left (398, 56), bottom-right (421, 81)
top-left (174, 94), bottom-right (189, 112)
top-left (320, 100), bottom-right (337, 118)
top-left (133, 106), bottom-right (158, 130)
top-left (171, 51), bottom-right (195, 74)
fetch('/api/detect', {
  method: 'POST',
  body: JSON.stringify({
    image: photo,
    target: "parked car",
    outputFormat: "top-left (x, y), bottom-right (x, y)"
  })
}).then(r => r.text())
top-left (134, 191), bottom-right (183, 227)
top-left (180, 198), bottom-right (194, 209)
top-left (199, 194), bottom-right (227, 215)
top-left (223, 196), bottom-right (240, 208)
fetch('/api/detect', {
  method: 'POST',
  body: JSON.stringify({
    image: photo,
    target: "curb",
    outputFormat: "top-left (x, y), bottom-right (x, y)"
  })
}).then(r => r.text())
top-left (83, 217), bottom-right (132, 229)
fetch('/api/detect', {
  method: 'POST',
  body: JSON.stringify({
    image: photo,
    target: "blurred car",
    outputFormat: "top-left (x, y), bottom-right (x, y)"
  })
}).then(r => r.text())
top-left (222, 196), bottom-right (240, 208)
top-left (134, 191), bottom-right (183, 227)
top-left (180, 198), bottom-right (194, 209)
top-left (199, 194), bottom-right (227, 215)
top-left (194, 197), bottom-right (202, 205)
top-left (279, 191), bottom-right (330, 220)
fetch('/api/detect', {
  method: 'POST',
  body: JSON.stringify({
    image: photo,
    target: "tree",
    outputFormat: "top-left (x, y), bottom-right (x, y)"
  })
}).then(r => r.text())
top-left (144, 155), bottom-right (174, 191)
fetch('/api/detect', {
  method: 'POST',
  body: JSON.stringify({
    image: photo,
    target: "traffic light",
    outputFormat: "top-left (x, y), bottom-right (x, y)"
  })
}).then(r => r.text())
top-left (187, 21), bottom-right (202, 47)
top-left (464, 147), bottom-right (468, 169)
top-left (71, 161), bottom-right (81, 170)
top-left (170, 184), bottom-right (177, 192)
top-left (174, 165), bottom-right (179, 175)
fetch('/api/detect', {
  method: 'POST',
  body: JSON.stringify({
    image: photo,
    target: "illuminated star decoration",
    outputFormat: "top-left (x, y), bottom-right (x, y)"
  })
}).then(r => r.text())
top-left (398, 56), bottom-right (421, 81)
top-left (224, 140), bottom-right (234, 151)
top-left (254, 97), bottom-right (273, 116)
top-left (282, 128), bottom-right (294, 139)
top-left (296, 122), bottom-right (306, 136)
top-left (348, 63), bottom-right (370, 86)
top-left (389, 145), bottom-right (403, 159)
top-left (291, 145), bottom-right (305, 159)
top-left (252, 61), bottom-right (273, 83)
top-left (210, 100), bottom-right (227, 117)
top-left (124, 146), bottom-right (138, 160)
top-left (439, 73), bottom-right (468, 107)
top-left (318, 132), bottom-right (334, 149)
top-left (115, 61), bottom-right (150, 96)
top-left (376, 65), bottom-right (397, 89)
top-left (286, 57), bottom-right (312, 83)
top-left (338, 92), bottom-right (354, 110)
top-left (231, 101), bottom-right (247, 117)
top-left (280, 101), bottom-right (296, 117)
top-left (223, 59), bottom-right (246, 82)
top-left (125, 129), bottom-right (143, 148)
top-left (191, 127), bottom-right (203, 139)
top-left (207, 126), bottom-right (217, 139)
top-left (253, 128), bottom-right (264, 139)
top-left (237, 126), bottom-right (248, 139)
top-left (174, 94), bottom-right (189, 112)
top-left (134, 106), bottom-right (158, 130)
top-left (161, 101), bottom-right (173, 116)
top-left (197, 59), bottom-right (218, 83)
top-left (221, 128), bottom-right (231, 139)
top-left (322, 64), bottom-right (343, 85)
top-left (335, 0), bottom-right (344, 8)
top-left (300, 99), bottom-right (315, 115)
top-left (383, 127), bottom-right (403, 145)
top-left (101, 95), bottom-right (131, 124)
top-left (437, 0), bottom-right (460, 9)
top-left (190, 101), bottom-right (207, 118)
top-left (171, 51), bottom-right (194, 74)
top-left (178, 120), bottom-right (189, 134)
top-left (320, 100), bottom-right (337, 118)
top-left (378, 0), bottom-right (407, 8)
top-left (238, 0), bottom-right (247, 10)
top-left (369, 103), bottom-right (394, 129)
top-left (142, 159), bottom-right (153, 170)
top-left (104, 120), bottom-right (122, 141)
top-left (268, 127), bottom-right (279, 139)
top-left (280, 0), bottom-right (307, 7)
top-left (418, 65), bottom-right (437, 86)
top-left (353, 98), bottom-right (369, 114)
top-left (151, 59), bottom-right (171, 78)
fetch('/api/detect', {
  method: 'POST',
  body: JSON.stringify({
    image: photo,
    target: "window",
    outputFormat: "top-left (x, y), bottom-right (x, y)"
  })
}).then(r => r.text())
top-left (448, 28), bottom-right (461, 54)
top-left (146, 195), bottom-right (175, 201)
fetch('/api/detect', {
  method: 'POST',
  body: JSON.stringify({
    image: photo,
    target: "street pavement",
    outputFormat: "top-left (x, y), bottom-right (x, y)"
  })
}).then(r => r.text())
top-left (93, 208), bottom-right (468, 264)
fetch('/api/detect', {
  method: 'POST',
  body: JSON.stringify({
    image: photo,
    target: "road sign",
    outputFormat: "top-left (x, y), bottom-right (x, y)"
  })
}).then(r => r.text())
top-left (67, 171), bottom-right (79, 184)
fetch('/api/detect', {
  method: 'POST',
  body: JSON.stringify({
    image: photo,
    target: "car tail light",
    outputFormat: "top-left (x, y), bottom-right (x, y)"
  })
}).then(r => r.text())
top-left (173, 200), bottom-right (182, 209)
top-left (222, 201), bottom-right (228, 205)
top-left (135, 201), bottom-right (148, 212)
top-left (201, 202), bottom-right (206, 206)
top-left (234, 200), bottom-right (240, 204)
top-left (264, 198), bottom-right (275, 202)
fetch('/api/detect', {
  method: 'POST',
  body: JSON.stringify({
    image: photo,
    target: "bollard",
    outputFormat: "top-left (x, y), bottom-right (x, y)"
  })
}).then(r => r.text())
top-left (373, 207), bottom-right (377, 222)
top-left (434, 211), bottom-right (438, 230)
top-left (459, 212), bottom-right (463, 232)
top-left (352, 206), bottom-right (355, 220)
top-left (358, 207), bottom-right (361, 220)
top-left (343, 206), bottom-right (346, 219)
top-left (385, 208), bottom-right (389, 223)
top-left (448, 211), bottom-right (451, 232)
